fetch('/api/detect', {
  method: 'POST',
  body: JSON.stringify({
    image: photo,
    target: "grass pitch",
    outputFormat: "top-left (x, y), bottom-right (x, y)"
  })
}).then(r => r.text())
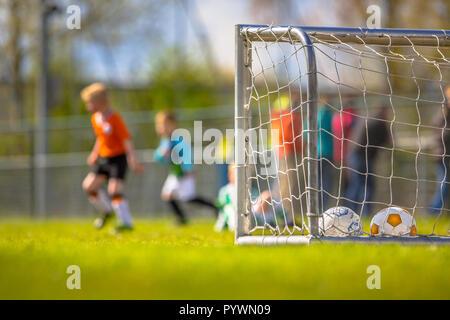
top-left (0, 217), bottom-right (449, 299)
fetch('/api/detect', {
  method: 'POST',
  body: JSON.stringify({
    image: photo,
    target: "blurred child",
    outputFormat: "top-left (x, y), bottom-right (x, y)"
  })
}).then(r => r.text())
top-left (214, 163), bottom-right (236, 231)
top-left (81, 83), bottom-right (143, 232)
top-left (214, 162), bottom-right (290, 232)
top-left (154, 110), bottom-right (218, 224)
top-left (252, 190), bottom-right (286, 227)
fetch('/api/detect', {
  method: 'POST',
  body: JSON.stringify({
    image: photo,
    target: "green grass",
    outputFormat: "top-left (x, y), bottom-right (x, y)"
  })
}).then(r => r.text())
top-left (0, 217), bottom-right (449, 300)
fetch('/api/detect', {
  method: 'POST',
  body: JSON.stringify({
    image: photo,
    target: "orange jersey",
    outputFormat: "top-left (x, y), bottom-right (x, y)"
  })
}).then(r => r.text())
top-left (91, 111), bottom-right (131, 158)
top-left (271, 109), bottom-right (302, 158)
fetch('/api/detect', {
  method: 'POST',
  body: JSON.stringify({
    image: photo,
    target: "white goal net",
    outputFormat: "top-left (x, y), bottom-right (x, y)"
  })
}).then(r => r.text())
top-left (235, 25), bottom-right (450, 244)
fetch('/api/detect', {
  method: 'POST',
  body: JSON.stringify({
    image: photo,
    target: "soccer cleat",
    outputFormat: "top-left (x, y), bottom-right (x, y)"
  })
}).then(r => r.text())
top-left (176, 217), bottom-right (188, 226)
top-left (112, 224), bottom-right (134, 234)
top-left (93, 212), bottom-right (113, 230)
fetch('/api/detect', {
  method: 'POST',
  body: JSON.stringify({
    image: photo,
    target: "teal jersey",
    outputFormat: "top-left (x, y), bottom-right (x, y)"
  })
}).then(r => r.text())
top-left (304, 106), bottom-right (334, 160)
top-left (154, 137), bottom-right (193, 177)
top-left (318, 106), bottom-right (334, 160)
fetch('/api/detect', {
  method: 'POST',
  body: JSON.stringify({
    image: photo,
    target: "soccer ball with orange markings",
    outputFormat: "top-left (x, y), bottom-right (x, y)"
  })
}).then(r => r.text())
top-left (370, 207), bottom-right (417, 237)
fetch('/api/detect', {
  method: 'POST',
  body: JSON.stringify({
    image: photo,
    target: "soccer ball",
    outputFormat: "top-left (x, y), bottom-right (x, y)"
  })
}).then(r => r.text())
top-left (370, 207), bottom-right (417, 237)
top-left (319, 206), bottom-right (363, 236)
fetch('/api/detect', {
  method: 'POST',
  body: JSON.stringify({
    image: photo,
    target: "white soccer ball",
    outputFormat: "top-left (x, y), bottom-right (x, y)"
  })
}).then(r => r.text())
top-left (370, 207), bottom-right (417, 237)
top-left (319, 206), bottom-right (363, 236)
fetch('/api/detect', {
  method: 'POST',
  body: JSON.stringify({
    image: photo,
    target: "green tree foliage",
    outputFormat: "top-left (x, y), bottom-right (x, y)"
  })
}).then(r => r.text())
top-left (333, 0), bottom-right (450, 94)
top-left (146, 47), bottom-right (220, 110)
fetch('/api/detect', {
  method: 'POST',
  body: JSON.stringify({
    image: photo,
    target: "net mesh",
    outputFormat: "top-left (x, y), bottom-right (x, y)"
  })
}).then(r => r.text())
top-left (239, 26), bottom-right (450, 239)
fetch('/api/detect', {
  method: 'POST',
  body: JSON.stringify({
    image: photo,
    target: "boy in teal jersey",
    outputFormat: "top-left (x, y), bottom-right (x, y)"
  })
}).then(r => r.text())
top-left (154, 110), bottom-right (218, 224)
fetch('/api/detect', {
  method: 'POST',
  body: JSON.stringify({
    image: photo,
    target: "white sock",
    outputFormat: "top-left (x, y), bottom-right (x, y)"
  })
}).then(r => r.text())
top-left (112, 197), bottom-right (133, 227)
top-left (88, 189), bottom-right (112, 214)
top-left (214, 212), bottom-right (227, 232)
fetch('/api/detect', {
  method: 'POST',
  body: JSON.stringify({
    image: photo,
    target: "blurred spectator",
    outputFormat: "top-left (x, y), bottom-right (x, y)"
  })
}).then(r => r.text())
top-left (303, 95), bottom-right (334, 211)
top-left (317, 96), bottom-right (334, 211)
top-left (430, 85), bottom-right (450, 213)
top-left (270, 92), bottom-right (302, 219)
top-left (345, 107), bottom-right (390, 214)
top-left (332, 102), bottom-right (357, 166)
top-left (332, 102), bottom-right (357, 196)
top-left (214, 163), bottom-right (236, 232)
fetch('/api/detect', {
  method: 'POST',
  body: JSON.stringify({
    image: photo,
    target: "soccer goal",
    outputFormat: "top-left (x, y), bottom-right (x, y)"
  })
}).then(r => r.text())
top-left (235, 25), bottom-right (450, 245)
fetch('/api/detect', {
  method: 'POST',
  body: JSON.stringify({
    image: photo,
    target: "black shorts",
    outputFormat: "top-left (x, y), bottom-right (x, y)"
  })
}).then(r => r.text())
top-left (93, 154), bottom-right (128, 180)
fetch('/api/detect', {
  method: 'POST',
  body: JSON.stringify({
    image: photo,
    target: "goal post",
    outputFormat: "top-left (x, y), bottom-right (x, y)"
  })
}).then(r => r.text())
top-left (234, 25), bottom-right (450, 245)
top-left (235, 25), bottom-right (320, 241)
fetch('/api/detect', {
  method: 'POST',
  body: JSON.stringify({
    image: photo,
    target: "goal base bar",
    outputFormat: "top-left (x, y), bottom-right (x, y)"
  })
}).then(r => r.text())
top-left (236, 235), bottom-right (450, 246)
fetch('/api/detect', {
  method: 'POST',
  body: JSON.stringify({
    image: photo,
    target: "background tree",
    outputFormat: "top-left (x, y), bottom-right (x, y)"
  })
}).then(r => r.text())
top-left (0, 0), bottom-right (167, 123)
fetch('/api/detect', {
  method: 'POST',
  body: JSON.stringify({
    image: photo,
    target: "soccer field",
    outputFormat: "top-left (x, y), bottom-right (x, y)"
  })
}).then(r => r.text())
top-left (0, 218), bottom-right (449, 300)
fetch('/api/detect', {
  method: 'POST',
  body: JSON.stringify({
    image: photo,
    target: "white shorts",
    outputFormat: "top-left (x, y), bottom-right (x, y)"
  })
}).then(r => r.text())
top-left (162, 174), bottom-right (196, 201)
top-left (214, 204), bottom-right (236, 232)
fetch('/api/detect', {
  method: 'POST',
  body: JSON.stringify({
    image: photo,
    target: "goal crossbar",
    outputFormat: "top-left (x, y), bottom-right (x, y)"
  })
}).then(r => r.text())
top-left (239, 25), bottom-right (450, 46)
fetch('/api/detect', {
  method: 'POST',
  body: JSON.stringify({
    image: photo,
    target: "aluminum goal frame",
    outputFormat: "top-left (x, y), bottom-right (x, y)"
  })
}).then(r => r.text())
top-left (234, 25), bottom-right (450, 245)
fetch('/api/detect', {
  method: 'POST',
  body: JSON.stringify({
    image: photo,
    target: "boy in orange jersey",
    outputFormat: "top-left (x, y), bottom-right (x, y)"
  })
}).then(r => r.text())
top-left (81, 83), bottom-right (143, 232)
